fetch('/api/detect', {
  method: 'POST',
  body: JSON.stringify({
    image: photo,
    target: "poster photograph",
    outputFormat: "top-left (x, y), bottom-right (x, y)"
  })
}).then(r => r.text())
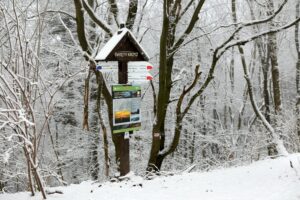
top-left (112, 85), bottom-right (141, 134)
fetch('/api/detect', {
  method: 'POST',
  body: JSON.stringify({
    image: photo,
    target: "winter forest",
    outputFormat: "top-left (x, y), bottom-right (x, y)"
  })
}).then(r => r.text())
top-left (1, 0), bottom-right (300, 198)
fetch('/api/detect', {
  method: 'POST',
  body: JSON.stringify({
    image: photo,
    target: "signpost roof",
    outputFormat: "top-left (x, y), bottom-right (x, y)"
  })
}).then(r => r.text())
top-left (95, 28), bottom-right (149, 62)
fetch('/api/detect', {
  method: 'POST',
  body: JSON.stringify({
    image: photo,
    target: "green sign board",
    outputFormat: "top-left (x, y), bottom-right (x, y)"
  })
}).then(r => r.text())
top-left (112, 85), bottom-right (141, 134)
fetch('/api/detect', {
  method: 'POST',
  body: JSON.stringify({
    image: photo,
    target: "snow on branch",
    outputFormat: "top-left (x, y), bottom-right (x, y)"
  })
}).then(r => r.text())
top-left (217, 17), bottom-right (300, 59)
top-left (28, 10), bottom-right (76, 20)
top-left (82, 0), bottom-right (113, 37)
top-left (59, 14), bottom-right (96, 61)
top-left (170, 0), bottom-right (206, 55)
top-left (171, 0), bottom-right (288, 55)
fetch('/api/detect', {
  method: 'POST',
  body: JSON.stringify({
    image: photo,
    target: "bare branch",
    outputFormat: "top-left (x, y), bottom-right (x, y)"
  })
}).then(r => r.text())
top-left (170, 0), bottom-right (206, 55)
top-left (218, 17), bottom-right (300, 58)
top-left (126, 0), bottom-right (138, 30)
top-left (171, 0), bottom-right (288, 56)
top-left (28, 10), bottom-right (76, 20)
top-left (82, 0), bottom-right (113, 37)
top-left (181, 65), bottom-right (202, 117)
top-left (136, 0), bottom-right (149, 36)
top-left (108, 0), bottom-right (119, 27)
top-left (180, 14), bottom-right (300, 128)
top-left (73, 0), bottom-right (92, 57)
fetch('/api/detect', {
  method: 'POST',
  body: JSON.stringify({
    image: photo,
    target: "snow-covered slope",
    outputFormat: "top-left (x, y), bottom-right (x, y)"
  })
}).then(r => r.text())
top-left (2, 154), bottom-right (300, 200)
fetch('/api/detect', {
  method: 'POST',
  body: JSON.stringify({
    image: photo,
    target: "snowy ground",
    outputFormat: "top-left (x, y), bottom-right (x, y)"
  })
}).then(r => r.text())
top-left (1, 154), bottom-right (300, 200)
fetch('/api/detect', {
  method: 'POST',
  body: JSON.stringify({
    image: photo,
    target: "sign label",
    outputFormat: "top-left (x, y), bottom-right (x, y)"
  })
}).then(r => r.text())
top-left (112, 85), bottom-right (142, 134)
top-left (115, 51), bottom-right (139, 59)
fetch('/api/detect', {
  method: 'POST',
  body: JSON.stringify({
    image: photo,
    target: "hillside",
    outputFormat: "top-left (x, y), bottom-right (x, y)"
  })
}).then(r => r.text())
top-left (2, 154), bottom-right (300, 200)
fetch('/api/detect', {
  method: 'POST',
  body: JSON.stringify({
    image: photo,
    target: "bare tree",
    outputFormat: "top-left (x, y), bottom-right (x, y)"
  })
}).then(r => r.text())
top-left (0, 0), bottom-right (83, 197)
top-left (267, 0), bottom-right (282, 114)
top-left (147, 0), bottom-right (297, 170)
top-left (147, 0), bottom-right (206, 171)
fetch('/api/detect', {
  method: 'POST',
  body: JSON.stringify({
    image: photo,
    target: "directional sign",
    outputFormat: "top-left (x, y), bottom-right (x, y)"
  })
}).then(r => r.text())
top-left (95, 62), bottom-right (118, 72)
top-left (128, 61), bottom-right (153, 70)
top-left (128, 72), bottom-right (153, 81)
top-left (128, 61), bottom-right (154, 82)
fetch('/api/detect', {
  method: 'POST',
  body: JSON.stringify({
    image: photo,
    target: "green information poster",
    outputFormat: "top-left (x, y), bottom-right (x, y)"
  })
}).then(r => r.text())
top-left (112, 85), bottom-right (141, 134)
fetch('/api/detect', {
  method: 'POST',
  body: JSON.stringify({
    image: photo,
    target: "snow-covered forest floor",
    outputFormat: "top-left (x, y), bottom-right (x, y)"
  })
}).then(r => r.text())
top-left (2, 154), bottom-right (300, 200)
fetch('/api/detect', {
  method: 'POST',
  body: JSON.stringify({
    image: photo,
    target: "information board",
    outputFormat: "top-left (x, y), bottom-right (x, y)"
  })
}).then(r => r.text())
top-left (112, 85), bottom-right (141, 134)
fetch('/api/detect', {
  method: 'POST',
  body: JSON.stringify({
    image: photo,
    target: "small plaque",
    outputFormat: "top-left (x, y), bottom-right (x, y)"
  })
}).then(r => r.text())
top-left (124, 132), bottom-right (130, 139)
top-left (96, 65), bottom-right (102, 71)
top-left (115, 51), bottom-right (138, 59)
top-left (154, 132), bottom-right (160, 138)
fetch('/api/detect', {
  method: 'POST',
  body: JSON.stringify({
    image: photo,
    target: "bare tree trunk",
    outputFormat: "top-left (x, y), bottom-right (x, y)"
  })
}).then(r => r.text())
top-left (246, 0), bottom-right (277, 155)
top-left (54, 125), bottom-right (64, 181)
top-left (231, 0), bottom-right (252, 130)
top-left (147, 0), bottom-right (206, 171)
top-left (26, 155), bottom-right (35, 196)
top-left (242, 58), bottom-right (288, 156)
top-left (23, 143), bottom-right (46, 199)
top-left (237, 47), bottom-right (256, 130)
top-left (101, 124), bottom-right (110, 177)
top-left (267, 0), bottom-right (282, 113)
top-left (265, 0), bottom-right (282, 155)
top-left (96, 73), bottom-right (110, 177)
top-left (147, 0), bottom-right (170, 171)
top-left (89, 80), bottom-right (100, 180)
top-left (295, 0), bottom-right (300, 151)
top-left (89, 131), bottom-right (99, 180)
top-left (256, 38), bottom-right (272, 123)
top-left (32, 167), bottom-right (46, 199)
top-left (229, 48), bottom-right (235, 130)
top-left (190, 131), bottom-right (196, 164)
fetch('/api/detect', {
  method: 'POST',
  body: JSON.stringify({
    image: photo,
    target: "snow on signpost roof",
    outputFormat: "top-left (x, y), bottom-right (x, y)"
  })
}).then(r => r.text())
top-left (95, 28), bottom-right (149, 61)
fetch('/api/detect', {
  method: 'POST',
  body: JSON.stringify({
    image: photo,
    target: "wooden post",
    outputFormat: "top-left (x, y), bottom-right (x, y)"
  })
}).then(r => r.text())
top-left (95, 24), bottom-right (149, 177)
top-left (118, 61), bottom-right (130, 176)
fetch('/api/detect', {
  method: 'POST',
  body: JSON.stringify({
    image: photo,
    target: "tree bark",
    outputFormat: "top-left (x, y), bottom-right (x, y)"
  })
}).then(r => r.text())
top-left (147, 0), bottom-right (206, 171)
top-left (295, 0), bottom-right (300, 151)
top-left (96, 73), bottom-right (110, 177)
top-left (73, 0), bottom-right (91, 57)
top-left (267, 0), bottom-right (282, 113)
top-left (147, 0), bottom-right (170, 171)
top-left (126, 0), bottom-right (138, 30)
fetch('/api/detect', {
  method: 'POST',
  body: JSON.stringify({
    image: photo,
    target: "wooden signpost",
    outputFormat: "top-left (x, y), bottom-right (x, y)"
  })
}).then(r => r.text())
top-left (95, 24), bottom-right (149, 176)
